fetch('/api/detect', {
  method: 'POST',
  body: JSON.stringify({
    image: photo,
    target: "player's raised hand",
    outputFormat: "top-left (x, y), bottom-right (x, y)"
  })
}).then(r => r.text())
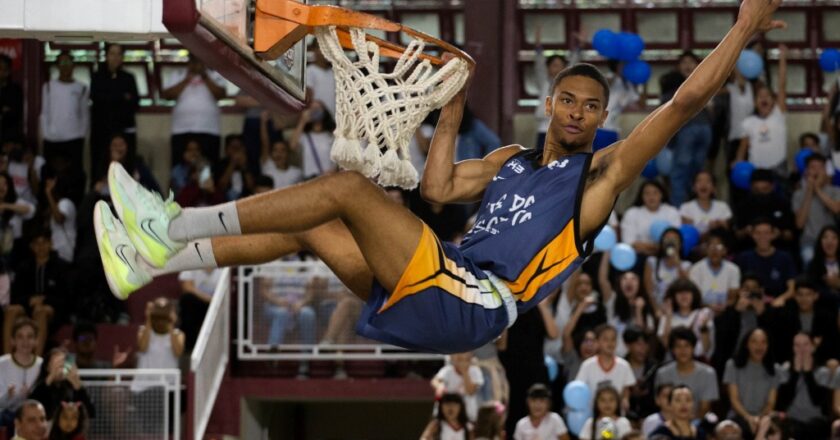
top-left (738, 0), bottom-right (786, 33)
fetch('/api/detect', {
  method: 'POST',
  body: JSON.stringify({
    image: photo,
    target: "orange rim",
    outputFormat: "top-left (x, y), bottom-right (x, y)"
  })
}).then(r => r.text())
top-left (253, 0), bottom-right (474, 66)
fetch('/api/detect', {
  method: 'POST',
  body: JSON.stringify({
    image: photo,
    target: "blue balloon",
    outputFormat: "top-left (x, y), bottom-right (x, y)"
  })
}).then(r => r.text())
top-left (820, 49), bottom-right (840, 73)
top-left (642, 159), bottom-right (658, 178)
top-left (618, 32), bottom-right (644, 61)
top-left (593, 29), bottom-right (619, 59)
top-left (656, 149), bottom-right (673, 176)
top-left (566, 410), bottom-right (590, 436)
top-left (563, 380), bottom-right (592, 411)
top-left (545, 355), bottom-right (559, 382)
top-left (730, 161), bottom-right (755, 190)
top-left (679, 224), bottom-right (700, 255)
top-left (622, 59), bottom-right (651, 85)
top-left (649, 220), bottom-right (672, 243)
top-left (737, 50), bottom-right (764, 80)
top-left (594, 225), bottom-right (617, 251)
top-left (610, 243), bottom-right (637, 271)
top-left (795, 149), bottom-right (814, 174)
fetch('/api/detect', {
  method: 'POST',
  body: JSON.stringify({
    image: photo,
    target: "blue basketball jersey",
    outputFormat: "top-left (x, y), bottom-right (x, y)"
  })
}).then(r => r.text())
top-left (459, 149), bottom-right (595, 311)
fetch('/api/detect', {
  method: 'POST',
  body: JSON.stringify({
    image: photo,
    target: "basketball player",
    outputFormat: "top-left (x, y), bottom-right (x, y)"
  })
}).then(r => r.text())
top-left (95, 0), bottom-right (784, 353)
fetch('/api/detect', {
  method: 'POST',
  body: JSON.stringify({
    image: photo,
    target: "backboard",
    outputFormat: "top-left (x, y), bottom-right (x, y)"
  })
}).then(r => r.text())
top-left (163, 0), bottom-right (307, 113)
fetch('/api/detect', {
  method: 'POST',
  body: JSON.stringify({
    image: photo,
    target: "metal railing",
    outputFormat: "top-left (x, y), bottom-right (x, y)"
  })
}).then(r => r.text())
top-left (188, 267), bottom-right (231, 440)
top-left (237, 260), bottom-right (443, 360)
top-left (80, 368), bottom-right (181, 440)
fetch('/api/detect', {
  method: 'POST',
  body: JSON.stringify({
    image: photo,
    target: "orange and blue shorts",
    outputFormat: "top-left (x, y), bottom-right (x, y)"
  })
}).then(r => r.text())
top-left (355, 225), bottom-right (517, 354)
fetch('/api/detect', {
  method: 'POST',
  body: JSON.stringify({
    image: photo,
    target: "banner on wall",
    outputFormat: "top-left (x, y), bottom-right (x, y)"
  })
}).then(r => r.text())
top-left (0, 39), bottom-right (23, 74)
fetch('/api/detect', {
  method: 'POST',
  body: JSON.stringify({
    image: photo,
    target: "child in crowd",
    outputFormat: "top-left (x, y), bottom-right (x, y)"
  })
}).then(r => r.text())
top-left (48, 400), bottom-right (88, 440)
top-left (579, 386), bottom-right (633, 440)
top-left (512, 384), bottom-right (568, 440)
top-left (432, 352), bottom-right (484, 422)
top-left (0, 319), bottom-right (43, 432)
top-left (642, 383), bottom-right (674, 437)
top-left (575, 324), bottom-right (636, 411)
top-left (420, 393), bottom-right (471, 440)
top-left (474, 402), bottom-right (505, 440)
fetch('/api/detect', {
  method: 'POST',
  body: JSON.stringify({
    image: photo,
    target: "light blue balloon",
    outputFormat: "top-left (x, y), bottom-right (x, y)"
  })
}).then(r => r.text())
top-left (649, 220), bottom-right (672, 243)
top-left (737, 50), bottom-right (764, 80)
top-left (610, 243), bottom-right (637, 271)
top-left (594, 225), bottom-right (617, 252)
top-left (545, 355), bottom-right (559, 382)
top-left (563, 380), bottom-right (592, 411)
top-left (566, 410), bottom-right (590, 436)
top-left (656, 149), bottom-right (673, 176)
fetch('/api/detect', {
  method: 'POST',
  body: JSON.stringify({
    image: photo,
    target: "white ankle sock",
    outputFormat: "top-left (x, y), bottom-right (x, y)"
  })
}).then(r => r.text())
top-left (168, 202), bottom-right (241, 242)
top-left (139, 238), bottom-right (218, 276)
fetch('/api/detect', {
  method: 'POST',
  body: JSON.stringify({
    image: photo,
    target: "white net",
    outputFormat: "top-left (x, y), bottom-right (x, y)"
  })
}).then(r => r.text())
top-left (314, 26), bottom-right (470, 189)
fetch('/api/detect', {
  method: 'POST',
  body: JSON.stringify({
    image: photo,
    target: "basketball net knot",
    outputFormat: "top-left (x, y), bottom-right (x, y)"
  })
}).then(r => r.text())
top-left (314, 26), bottom-right (469, 189)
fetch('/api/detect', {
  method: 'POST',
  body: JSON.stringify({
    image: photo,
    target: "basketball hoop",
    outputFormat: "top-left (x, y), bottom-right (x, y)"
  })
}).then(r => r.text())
top-left (253, 0), bottom-right (474, 188)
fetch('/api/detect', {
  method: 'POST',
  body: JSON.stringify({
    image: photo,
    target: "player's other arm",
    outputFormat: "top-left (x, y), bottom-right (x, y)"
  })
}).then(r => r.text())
top-left (421, 67), bottom-right (522, 204)
top-left (600, 0), bottom-right (785, 193)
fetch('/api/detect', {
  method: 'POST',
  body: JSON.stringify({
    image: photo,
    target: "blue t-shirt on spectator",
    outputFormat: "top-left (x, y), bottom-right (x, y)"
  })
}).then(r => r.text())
top-left (735, 249), bottom-right (796, 297)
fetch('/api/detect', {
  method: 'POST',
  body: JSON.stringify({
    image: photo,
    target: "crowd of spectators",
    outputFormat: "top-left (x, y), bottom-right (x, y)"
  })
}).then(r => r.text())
top-left (0, 26), bottom-right (839, 440)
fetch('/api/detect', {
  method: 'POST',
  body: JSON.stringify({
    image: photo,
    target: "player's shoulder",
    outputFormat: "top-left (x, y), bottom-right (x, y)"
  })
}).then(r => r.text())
top-left (485, 144), bottom-right (527, 165)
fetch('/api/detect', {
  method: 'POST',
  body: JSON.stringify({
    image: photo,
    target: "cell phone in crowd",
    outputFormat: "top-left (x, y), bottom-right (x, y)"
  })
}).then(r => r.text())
top-left (199, 166), bottom-right (212, 185)
top-left (64, 353), bottom-right (76, 374)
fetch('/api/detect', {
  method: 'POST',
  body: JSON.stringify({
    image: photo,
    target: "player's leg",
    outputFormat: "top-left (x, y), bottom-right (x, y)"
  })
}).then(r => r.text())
top-left (110, 162), bottom-right (421, 292)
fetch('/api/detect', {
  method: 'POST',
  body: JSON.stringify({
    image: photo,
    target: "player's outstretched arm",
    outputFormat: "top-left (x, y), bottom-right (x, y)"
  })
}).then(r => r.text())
top-left (421, 66), bottom-right (523, 204)
top-left (599, 0), bottom-right (785, 193)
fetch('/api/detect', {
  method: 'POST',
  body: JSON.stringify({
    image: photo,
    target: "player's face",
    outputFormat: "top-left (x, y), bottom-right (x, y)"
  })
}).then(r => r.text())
top-left (547, 76), bottom-right (607, 152)
top-left (527, 397), bottom-right (549, 418)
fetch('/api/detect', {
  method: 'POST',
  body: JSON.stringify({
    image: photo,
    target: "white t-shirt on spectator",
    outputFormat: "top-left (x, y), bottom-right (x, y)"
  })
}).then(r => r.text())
top-left (8, 157), bottom-right (44, 206)
top-left (678, 200), bottom-right (732, 235)
top-left (727, 82), bottom-right (754, 141)
top-left (300, 131), bottom-right (335, 179)
top-left (742, 106), bottom-right (787, 170)
top-left (513, 412), bottom-right (568, 440)
top-left (575, 356), bottom-right (636, 407)
top-left (0, 354), bottom-right (43, 412)
top-left (132, 331), bottom-right (179, 392)
top-left (440, 423), bottom-right (469, 440)
top-left (646, 257), bottom-right (692, 306)
top-left (578, 416), bottom-right (632, 440)
top-left (642, 412), bottom-right (666, 438)
top-left (433, 364), bottom-right (485, 422)
top-left (40, 79), bottom-right (89, 142)
top-left (620, 205), bottom-right (681, 245)
top-left (689, 259), bottom-right (741, 309)
top-left (178, 268), bottom-right (223, 297)
top-left (8, 197), bottom-right (35, 240)
top-left (261, 160), bottom-right (303, 189)
top-left (604, 76), bottom-right (639, 133)
top-left (50, 198), bottom-right (76, 262)
top-left (166, 70), bottom-right (224, 135)
top-left (305, 64), bottom-right (337, 117)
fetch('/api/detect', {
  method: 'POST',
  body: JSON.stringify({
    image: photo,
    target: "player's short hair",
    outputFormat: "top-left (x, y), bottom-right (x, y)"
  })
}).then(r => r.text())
top-left (551, 63), bottom-right (610, 106)
top-left (805, 152), bottom-right (827, 167)
top-left (15, 400), bottom-right (44, 420)
top-left (799, 132), bottom-right (820, 146)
